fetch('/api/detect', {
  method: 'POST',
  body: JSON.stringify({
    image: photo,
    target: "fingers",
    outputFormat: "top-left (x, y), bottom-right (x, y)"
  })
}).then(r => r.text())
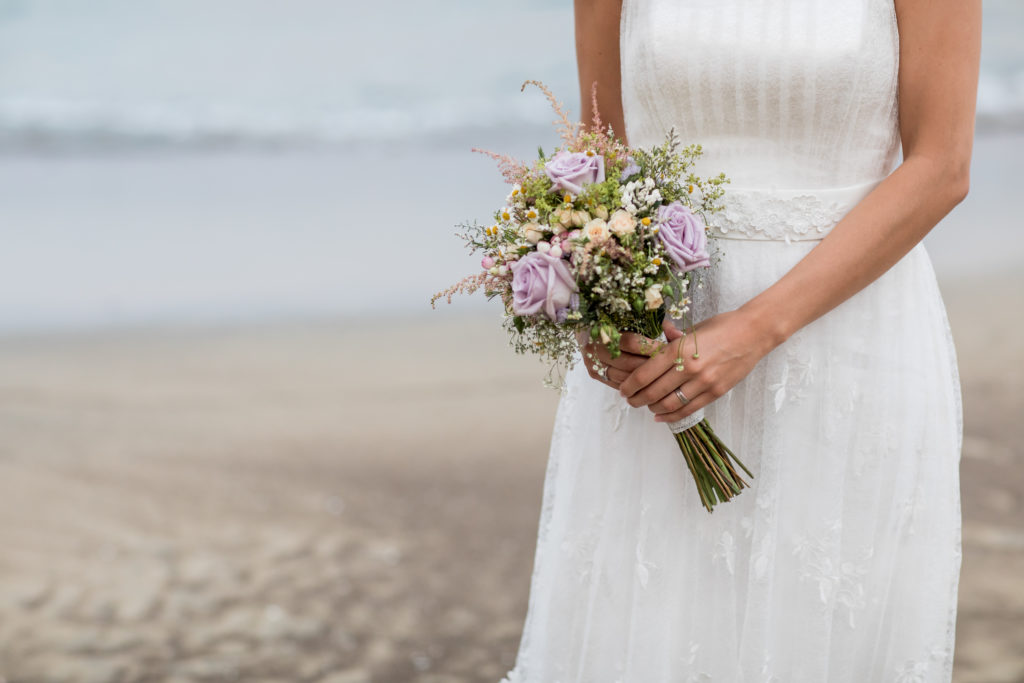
top-left (624, 365), bottom-right (702, 409)
top-left (619, 332), bottom-right (665, 357)
top-left (653, 386), bottom-right (716, 423)
top-left (606, 367), bottom-right (630, 385)
top-left (646, 379), bottom-right (705, 415)
top-left (663, 318), bottom-right (684, 341)
top-left (619, 347), bottom-right (680, 398)
top-left (584, 363), bottom-right (631, 390)
top-left (583, 341), bottom-right (649, 372)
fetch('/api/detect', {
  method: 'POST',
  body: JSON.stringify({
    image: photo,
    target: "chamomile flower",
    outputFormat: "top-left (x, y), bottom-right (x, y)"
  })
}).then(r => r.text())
top-left (498, 206), bottom-right (515, 223)
top-left (506, 184), bottom-right (524, 205)
top-left (524, 207), bottom-right (540, 221)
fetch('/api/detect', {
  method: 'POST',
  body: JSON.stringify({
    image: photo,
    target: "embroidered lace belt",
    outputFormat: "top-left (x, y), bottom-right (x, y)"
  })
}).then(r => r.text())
top-left (706, 177), bottom-right (886, 243)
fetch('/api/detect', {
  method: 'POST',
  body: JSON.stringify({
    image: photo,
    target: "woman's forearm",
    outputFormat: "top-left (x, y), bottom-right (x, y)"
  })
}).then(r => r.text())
top-left (739, 156), bottom-right (970, 349)
top-left (574, 0), bottom-right (626, 141)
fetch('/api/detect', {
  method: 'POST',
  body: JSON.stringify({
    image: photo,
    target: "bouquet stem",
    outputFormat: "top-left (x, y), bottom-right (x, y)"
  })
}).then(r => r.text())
top-left (673, 420), bottom-right (753, 512)
top-left (633, 316), bottom-right (754, 513)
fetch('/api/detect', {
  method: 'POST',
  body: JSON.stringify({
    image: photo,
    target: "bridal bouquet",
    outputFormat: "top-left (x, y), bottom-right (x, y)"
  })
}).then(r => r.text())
top-left (432, 81), bottom-right (752, 512)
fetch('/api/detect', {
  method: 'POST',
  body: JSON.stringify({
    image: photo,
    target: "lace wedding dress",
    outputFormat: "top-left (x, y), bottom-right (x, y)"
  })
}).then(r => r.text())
top-left (499, 0), bottom-right (963, 681)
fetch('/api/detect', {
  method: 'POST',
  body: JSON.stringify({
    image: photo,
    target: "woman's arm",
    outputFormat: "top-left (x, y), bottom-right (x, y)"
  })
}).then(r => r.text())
top-left (575, 0), bottom-right (627, 144)
top-left (575, 0), bottom-right (647, 390)
top-left (618, 0), bottom-right (982, 420)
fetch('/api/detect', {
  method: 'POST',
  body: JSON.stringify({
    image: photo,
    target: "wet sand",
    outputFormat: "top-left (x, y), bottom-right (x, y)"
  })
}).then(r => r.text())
top-left (0, 272), bottom-right (1021, 683)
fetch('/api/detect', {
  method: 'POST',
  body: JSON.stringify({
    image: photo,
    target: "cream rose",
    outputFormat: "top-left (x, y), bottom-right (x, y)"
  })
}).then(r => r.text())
top-left (523, 222), bottom-right (544, 244)
top-left (584, 218), bottom-right (609, 243)
top-left (644, 284), bottom-right (664, 310)
top-left (607, 209), bottom-right (637, 237)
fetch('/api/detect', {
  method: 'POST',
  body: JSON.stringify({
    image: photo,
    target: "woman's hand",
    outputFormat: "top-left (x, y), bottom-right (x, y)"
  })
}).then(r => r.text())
top-left (576, 329), bottom-right (655, 390)
top-left (618, 310), bottom-right (784, 422)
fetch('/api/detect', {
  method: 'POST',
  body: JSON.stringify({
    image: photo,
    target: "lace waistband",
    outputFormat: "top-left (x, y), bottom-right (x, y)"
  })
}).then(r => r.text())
top-left (706, 177), bottom-right (886, 242)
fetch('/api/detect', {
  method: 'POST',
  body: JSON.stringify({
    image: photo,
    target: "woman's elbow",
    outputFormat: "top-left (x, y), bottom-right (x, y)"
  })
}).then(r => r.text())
top-left (950, 160), bottom-right (970, 206)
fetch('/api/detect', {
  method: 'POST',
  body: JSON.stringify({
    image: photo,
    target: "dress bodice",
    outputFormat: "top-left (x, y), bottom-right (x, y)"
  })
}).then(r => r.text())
top-left (620, 0), bottom-right (902, 190)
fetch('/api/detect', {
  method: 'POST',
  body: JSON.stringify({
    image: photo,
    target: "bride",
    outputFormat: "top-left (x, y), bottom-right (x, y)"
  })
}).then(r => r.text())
top-left (500, 0), bottom-right (979, 681)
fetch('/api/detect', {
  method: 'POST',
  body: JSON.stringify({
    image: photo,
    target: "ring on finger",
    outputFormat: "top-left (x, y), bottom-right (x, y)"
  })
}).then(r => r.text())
top-left (674, 387), bottom-right (691, 406)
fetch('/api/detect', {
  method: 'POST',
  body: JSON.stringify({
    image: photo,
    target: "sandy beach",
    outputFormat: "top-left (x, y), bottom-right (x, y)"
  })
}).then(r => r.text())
top-left (0, 269), bottom-right (1020, 683)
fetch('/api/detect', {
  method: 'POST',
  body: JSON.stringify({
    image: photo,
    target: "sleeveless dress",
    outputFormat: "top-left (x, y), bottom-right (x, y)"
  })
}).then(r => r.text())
top-left (499, 0), bottom-right (964, 682)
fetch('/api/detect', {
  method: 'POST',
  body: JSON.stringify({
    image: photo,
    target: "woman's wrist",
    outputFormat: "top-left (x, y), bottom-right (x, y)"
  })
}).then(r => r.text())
top-left (736, 297), bottom-right (794, 355)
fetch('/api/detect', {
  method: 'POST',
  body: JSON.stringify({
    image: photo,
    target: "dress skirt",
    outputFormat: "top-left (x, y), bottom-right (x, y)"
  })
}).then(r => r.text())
top-left (499, 184), bottom-right (964, 683)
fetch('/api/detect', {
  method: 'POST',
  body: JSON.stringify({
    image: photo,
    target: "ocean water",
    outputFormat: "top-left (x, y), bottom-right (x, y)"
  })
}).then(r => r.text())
top-left (0, 0), bottom-right (1020, 332)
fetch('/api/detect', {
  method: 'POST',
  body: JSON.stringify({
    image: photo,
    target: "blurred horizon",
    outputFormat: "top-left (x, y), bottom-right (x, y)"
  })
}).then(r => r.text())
top-left (0, 0), bottom-right (1021, 334)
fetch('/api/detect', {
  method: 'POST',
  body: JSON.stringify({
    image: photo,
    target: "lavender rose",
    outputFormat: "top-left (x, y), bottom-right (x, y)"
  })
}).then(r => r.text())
top-left (657, 201), bottom-right (711, 272)
top-left (510, 251), bottom-right (579, 322)
top-left (544, 150), bottom-right (605, 195)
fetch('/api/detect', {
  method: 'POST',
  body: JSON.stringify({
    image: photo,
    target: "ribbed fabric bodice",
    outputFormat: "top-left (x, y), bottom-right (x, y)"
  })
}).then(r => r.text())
top-left (620, 0), bottom-right (902, 189)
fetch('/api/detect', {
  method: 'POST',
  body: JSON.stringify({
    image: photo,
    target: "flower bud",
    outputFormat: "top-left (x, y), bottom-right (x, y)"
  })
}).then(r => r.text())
top-left (593, 205), bottom-right (609, 221)
top-left (523, 222), bottom-right (544, 244)
top-left (571, 210), bottom-right (591, 227)
top-left (536, 241), bottom-right (551, 254)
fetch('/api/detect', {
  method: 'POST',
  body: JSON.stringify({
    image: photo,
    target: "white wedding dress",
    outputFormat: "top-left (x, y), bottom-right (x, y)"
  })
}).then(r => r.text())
top-left (499, 0), bottom-right (963, 681)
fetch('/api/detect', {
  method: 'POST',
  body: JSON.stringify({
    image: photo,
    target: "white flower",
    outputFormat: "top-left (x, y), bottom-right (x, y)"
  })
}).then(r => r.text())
top-left (607, 209), bottom-right (637, 237)
top-left (536, 241), bottom-right (551, 253)
top-left (645, 189), bottom-right (662, 205)
top-left (644, 284), bottom-right (664, 310)
top-left (599, 328), bottom-right (612, 345)
top-left (505, 184), bottom-right (523, 205)
top-left (498, 206), bottom-right (515, 223)
top-left (523, 207), bottom-right (540, 221)
top-left (584, 218), bottom-right (609, 242)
